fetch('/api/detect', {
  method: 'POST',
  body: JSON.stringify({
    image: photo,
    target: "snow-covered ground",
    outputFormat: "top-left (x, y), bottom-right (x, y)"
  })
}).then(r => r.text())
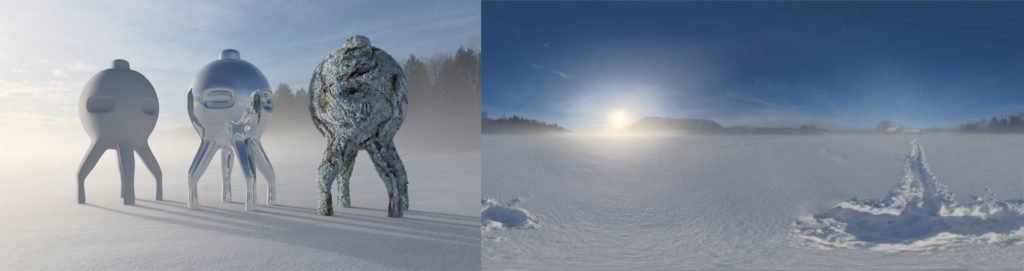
top-left (482, 134), bottom-right (1024, 270)
top-left (0, 130), bottom-right (480, 270)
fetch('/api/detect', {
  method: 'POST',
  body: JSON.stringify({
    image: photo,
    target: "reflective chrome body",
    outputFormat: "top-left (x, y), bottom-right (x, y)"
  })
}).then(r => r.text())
top-left (187, 49), bottom-right (275, 211)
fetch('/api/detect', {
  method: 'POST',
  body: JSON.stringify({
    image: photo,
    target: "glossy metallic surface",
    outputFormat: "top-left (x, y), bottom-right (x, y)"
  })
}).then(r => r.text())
top-left (187, 49), bottom-right (275, 211)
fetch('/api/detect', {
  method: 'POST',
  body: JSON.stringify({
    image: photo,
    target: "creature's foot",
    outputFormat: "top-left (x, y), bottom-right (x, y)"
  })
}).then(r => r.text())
top-left (155, 185), bottom-right (163, 201)
top-left (317, 189), bottom-right (334, 215)
top-left (123, 197), bottom-right (135, 205)
top-left (318, 204), bottom-right (333, 216)
top-left (187, 190), bottom-right (199, 210)
top-left (266, 186), bottom-right (275, 206)
top-left (187, 139), bottom-right (216, 211)
top-left (387, 195), bottom-right (404, 218)
top-left (400, 184), bottom-right (409, 211)
top-left (339, 195), bottom-right (351, 208)
top-left (78, 183), bottom-right (86, 204)
top-left (243, 184), bottom-right (256, 211)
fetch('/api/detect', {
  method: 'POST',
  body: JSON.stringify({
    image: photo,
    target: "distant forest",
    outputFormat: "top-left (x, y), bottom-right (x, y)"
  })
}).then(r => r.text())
top-left (265, 47), bottom-right (480, 150)
top-left (481, 113), bottom-right (568, 134)
top-left (959, 113), bottom-right (1024, 133)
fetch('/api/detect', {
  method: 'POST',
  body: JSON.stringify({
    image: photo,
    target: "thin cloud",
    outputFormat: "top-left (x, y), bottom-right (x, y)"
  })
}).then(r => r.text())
top-left (529, 63), bottom-right (544, 69)
top-left (0, 0), bottom-right (479, 126)
top-left (551, 69), bottom-right (570, 79)
top-left (0, 112), bottom-right (77, 127)
top-left (0, 80), bottom-right (73, 101)
top-left (64, 61), bottom-right (96, 72)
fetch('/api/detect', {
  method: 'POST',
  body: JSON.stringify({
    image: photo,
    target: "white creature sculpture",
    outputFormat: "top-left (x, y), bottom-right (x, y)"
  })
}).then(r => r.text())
top-left (77, 59), bottom-right (162, 205)
top-left (187, 49), bottom-right (276, 211)
top-left (309, 36), bottom-right (409, 217)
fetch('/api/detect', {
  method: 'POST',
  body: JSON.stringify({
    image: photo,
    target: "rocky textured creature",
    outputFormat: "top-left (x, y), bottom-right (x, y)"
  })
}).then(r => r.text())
top-left (187, 49), bottom-right (276, 211)
top-left (309, 35), bottom-right (409, 217)
top-left (77, 59), bottom-right (163, 205)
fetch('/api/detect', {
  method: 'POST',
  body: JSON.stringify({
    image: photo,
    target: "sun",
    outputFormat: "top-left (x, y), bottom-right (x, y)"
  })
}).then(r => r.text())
top-left (609, 109), bottom-right (630, 129)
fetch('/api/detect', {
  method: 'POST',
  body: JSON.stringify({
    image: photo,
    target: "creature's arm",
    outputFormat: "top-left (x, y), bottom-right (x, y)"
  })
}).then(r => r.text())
top-left (187, 89), bottom-right (204, 136)
top-left (308, 63), bottom-right (329, 137)
top-left (251, 91), bottom-right (273, 131)
top-left (382, 51), bottom-right (408, 124)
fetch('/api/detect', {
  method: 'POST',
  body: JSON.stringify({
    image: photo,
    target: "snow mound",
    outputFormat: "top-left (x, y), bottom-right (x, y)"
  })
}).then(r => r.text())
top-left (795, 140), bottom-right (1024, 251)
top-left (481, 198), bottom-right (538, 230)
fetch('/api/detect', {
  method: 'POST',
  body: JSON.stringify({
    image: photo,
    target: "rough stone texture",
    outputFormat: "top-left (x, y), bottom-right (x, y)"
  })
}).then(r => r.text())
top-left (309, 35), bottom-right (409, 217)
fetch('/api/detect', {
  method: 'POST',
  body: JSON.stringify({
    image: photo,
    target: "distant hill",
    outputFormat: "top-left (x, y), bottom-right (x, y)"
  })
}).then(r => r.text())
top-left (629, 116), bottom-right (827, 135)
top-left (630, 117), bottom-right (723, 134)
top-left (721, 125), bottom-right (827, 135)
top-left (482, 114), bottom-right (568, 134)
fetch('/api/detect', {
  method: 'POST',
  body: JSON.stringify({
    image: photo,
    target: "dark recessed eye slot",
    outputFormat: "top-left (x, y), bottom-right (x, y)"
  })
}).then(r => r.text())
top-left (343, 87), bottom-right (359, 95)
top-left (86, 96), bottom-right (115, 113)
top-left (141, 98), bottom-right (159, 115)
top-left (202, 89), bottom-right (235, 109)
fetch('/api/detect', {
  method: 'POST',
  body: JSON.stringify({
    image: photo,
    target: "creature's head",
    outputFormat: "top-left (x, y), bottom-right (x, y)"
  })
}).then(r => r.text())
top-left (311, 36), bottom-right (407, 141)
top-left (79, 59), bottom-right (159, 142)
top-left (333, 36), bottom-right (405, 102)
top-left (189, 49), bottom-right (273, 138)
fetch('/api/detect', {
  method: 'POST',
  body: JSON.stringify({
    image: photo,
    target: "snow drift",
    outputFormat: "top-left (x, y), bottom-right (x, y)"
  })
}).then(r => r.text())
top-left (484, 134), bottom-right (1024, 270)
top-left (481, 197), bottom-right (538, 231)
top-left (795, 140), bottom-right (1024, 251)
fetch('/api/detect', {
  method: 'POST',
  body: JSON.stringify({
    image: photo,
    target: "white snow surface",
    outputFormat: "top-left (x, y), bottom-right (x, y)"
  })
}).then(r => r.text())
top-left (0, 132), bottom-right (480, 270)
top-left (795, 140), bottom-right (1024, 252)
top-left (481, 198), bottom-right (538, 232)
top-left (482, 134), bottom-right (1024, 270)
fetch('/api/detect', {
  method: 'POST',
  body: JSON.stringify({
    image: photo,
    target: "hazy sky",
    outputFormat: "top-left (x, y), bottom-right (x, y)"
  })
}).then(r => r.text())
top-left (482, 2), bottom-right (1024, 130)
top-left (0, 0), bottom-right (479, 130)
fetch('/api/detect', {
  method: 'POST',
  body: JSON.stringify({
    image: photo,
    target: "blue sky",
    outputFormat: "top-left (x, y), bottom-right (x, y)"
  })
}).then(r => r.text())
top-left (482, 2), bottom-right (1024, 130)
top-left (0, 0), bottom-right (479, 130)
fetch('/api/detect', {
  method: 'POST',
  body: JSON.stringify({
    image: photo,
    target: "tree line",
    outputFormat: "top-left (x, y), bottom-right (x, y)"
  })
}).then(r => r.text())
top-left (481, 112), bottom-right (568, 134)
top-left (265, 47), bottom-right (481, 150)
top-left (959, 113), bottom-right (1024, 133)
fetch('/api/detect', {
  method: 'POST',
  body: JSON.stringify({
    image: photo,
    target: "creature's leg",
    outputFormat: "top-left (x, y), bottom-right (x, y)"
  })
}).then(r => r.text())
top-left (366, 140), bottom-right (408, 217)
top-left (221, 147), bottom-right (233, 202)
top-left (250, 139), bottom-right (276, 206)
top-left (77, 141), bottom-right (106, 204)
top-left (317, 140), bottom-right (346, 216)
top-left (136, 142), bottom-right (162, 201)
top-left (116, 143), bottom-right (136, 205)
top-left (337, 144), bottom-right (358, 208)
top-left (233, 139), bottom-right (258, 211)
top-left (187, 140), bottom-right (217, 210)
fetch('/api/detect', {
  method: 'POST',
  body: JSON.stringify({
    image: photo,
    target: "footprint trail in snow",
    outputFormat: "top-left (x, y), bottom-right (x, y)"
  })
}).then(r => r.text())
top-left (795, 140), bottom-right (1024, 251)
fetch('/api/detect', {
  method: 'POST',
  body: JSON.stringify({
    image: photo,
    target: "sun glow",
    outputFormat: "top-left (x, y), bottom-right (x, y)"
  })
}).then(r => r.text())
top-left (609, 109), bottom-right (630, 130)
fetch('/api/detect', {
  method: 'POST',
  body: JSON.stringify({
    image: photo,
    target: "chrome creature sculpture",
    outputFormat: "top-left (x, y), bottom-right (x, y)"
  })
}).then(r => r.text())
top-left (77, 59), bottom-right (163, 205)
top-left (187, 49), bottom-right (276, 211)
top-left (309, 36), bottom-right (409, 217)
